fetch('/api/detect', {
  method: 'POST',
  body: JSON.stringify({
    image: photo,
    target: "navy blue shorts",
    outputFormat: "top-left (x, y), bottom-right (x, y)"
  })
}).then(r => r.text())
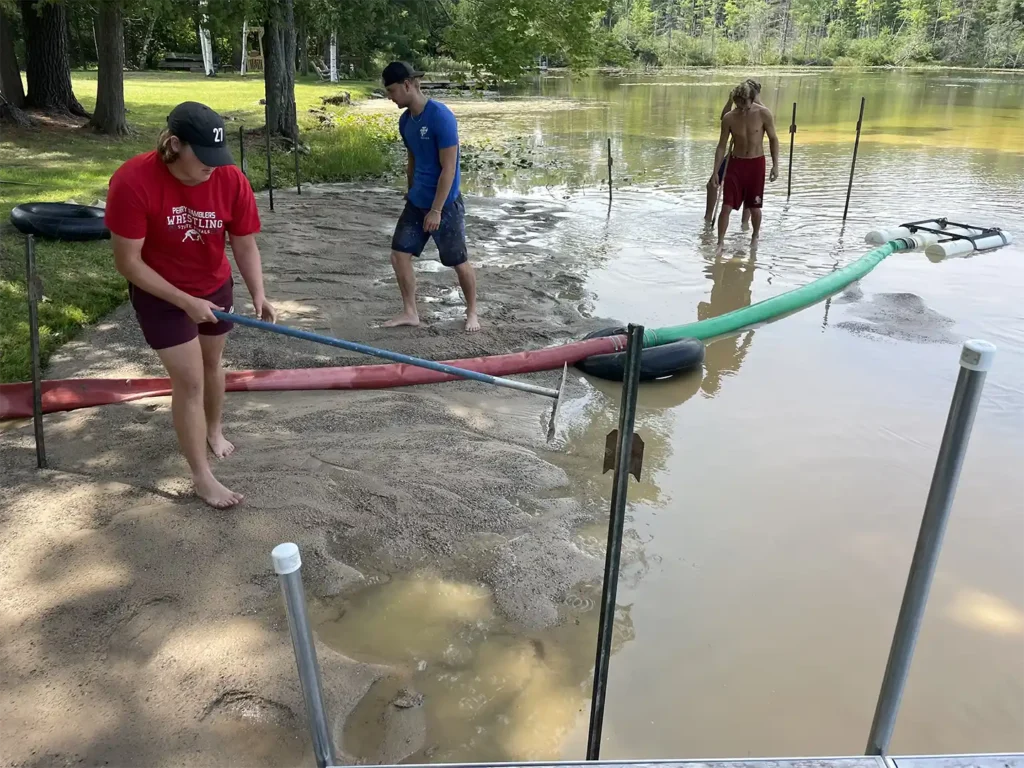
top-left (391, 195), bottom-right (468, 267)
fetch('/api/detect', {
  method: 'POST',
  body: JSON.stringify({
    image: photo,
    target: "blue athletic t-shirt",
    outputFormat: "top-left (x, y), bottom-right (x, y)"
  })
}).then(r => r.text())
top-left (399, 99), bottom-right (461, 210)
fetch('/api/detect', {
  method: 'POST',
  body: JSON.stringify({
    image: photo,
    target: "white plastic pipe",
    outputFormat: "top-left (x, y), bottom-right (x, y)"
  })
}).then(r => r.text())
top-left (926, 231), bottom-right (1014, 259)
top-left (898, 232), bottom-right (940, 250)
top-left (866, 226), bottom-right (913, 245)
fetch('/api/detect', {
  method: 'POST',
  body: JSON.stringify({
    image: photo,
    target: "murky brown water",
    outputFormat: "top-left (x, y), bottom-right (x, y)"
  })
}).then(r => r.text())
top-left (321, 70), bottom-right (1024, 761)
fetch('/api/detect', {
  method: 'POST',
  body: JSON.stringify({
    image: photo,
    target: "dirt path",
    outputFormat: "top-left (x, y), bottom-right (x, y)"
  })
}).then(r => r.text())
top-left (0, 187), bottom-right (612, 767)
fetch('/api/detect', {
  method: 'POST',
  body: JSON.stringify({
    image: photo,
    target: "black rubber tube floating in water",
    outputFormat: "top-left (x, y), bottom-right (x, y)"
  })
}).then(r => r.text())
top-left (9, 203), bottom-right (110, 241)
top-left (575, 326), bottom-right (705, 382)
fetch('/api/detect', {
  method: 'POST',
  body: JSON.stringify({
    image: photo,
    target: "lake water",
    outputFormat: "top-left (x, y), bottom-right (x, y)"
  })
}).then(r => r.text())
top-left (328, 70), bottom-right (1024, 761)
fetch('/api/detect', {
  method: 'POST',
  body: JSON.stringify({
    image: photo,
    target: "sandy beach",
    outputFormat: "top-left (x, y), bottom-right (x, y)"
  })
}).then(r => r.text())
top-left (0, 186), bottom-right (614, 767)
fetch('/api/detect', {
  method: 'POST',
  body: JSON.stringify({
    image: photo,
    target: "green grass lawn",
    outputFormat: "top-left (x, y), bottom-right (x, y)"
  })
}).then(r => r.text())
top-left (0, 70), bottom-right (395, 383)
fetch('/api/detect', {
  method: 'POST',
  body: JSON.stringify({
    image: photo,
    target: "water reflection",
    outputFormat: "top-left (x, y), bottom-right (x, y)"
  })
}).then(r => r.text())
top-left (698, 253), bottom-right (757, 397)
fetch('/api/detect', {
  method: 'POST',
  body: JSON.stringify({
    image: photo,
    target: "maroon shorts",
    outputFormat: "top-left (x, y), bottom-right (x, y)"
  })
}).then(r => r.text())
top-left (723, 155), bottom-right (766, 211)
top-left (129, 278), bottom-right (234, 351)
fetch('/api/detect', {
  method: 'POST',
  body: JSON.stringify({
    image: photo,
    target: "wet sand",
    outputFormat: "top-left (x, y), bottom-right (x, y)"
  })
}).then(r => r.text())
top-left (0, 187), bottom-right (611, 767)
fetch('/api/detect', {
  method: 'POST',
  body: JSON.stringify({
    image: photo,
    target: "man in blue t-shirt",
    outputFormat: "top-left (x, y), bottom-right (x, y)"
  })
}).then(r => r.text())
top-left (381, 61), bottom-right (479, 332)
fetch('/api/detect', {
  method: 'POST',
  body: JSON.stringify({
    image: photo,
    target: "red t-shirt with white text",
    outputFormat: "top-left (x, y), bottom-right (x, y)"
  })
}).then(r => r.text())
top-left (104, 151), bottom-right (260, 296)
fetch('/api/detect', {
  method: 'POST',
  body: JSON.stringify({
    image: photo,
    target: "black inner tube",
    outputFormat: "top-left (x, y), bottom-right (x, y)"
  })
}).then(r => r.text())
top-left (576, 326), bottom-right (705, 382)
top-left (10, 203), bottom-right (110, 241)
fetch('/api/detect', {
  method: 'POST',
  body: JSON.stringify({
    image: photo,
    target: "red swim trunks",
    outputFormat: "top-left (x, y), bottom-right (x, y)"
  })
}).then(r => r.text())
top-left (723, 155), bottom-right (766, 210)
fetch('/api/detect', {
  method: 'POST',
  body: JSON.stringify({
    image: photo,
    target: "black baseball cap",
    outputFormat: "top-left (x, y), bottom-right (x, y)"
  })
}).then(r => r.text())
top-left (167, 101), bottom-right (233, 167)
top-left (382, 61), bottom-right (424, 87)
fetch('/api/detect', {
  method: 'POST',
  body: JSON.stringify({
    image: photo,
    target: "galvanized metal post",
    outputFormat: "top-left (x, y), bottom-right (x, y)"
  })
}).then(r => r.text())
top-left (265, 106), bottom-right (275, 212)
top-left (586, 323), bottom-right (645, 761)
top-left (272, 543), bottom-right (337, 768)
top-left (787, 102), bottom-right (796, 199)
top-left (865, 340), bottom-right (996, 756)
top-left (843, 96), bottom-right (865, 221)
top-left (25, 235), bottom-right (46, 469)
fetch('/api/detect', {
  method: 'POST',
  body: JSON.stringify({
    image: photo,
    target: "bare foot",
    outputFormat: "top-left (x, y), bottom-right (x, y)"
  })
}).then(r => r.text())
top-left (716, 242), bottom-right (725, 256)
top-left (207, 429), bottom-right (235, 459)
top-left (465, 312), bottom-right (481, 332)
top-left (741, 221), bottom-right (751, 232)
top-left (193, 472), bottom-right (244, 509)
top-left (382, 311), bottom-right (420, 328)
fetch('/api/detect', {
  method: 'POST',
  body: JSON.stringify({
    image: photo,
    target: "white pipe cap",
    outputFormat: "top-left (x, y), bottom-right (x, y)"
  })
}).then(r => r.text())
top-left (272, 542), bottom-right (302, 574)
top-left (960, 340), bottom-right (996, 372)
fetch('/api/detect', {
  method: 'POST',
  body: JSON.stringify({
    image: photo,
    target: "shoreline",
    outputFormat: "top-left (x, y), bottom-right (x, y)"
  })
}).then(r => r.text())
top-left (0, 185), bottom-right (617, 767)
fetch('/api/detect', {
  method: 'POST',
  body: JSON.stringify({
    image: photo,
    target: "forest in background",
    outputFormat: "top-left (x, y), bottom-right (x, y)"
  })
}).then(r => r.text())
top-left (1, 0), bottom-right (1022, 139)
top-left (2, 0), bottom-right (1022, 97)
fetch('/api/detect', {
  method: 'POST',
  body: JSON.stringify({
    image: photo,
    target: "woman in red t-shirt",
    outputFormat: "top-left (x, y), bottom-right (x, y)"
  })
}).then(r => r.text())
top-left (105, 102), bottom-right (276, 509)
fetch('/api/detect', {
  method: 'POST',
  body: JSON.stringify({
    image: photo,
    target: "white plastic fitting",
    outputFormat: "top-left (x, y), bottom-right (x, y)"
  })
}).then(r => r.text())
top-left (272, 542), bottom-right (302, 575)
top-left (960, 340), bottom-right (996, 372)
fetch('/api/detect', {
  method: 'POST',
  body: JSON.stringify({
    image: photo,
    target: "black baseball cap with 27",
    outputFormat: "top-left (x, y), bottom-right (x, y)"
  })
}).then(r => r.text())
top-left (382, 61), bottom-right (424, 87)
top-left (167, 101), bottom-right (233, 168)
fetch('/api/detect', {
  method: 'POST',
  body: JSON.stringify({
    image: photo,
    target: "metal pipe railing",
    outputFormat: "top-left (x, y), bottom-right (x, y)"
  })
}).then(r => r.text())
top-left (272, 543), bottom-right (338, 768)
top-left (587, 324), bottom-right (645, 760)
top-left (865, 339), bottom-right (996, 755)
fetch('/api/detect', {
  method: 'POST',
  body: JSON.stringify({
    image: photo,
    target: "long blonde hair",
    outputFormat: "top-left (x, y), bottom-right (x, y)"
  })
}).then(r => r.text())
top-left (156, 128), bottom-right (182, 163)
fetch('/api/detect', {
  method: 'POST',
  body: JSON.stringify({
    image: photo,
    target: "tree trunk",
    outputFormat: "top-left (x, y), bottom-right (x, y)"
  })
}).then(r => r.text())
top-left (264, 0), bottom-right (297, 138)
top-left (138, 10), bottom-right (159, 69)
top-left (21, 0), bottom-right (88, 116)
top-left (87, 1), bottom-right (129, 135)
top-left (297, 15), bottom-right (309, 75)
top-left (0, 7), bottom-right (26, 108)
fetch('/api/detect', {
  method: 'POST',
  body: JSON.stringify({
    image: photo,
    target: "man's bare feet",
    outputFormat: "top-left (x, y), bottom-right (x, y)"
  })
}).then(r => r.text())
top-left (207, 429), bottom-right (235, 459)
top-left (382, 311), bottom-right (420, 328)
top-left (716, 242), bottom-right (725, 256)
top-left (465, 312), bottom-right (481, 332)
top-left (193, 471), bottom-right (244, 509)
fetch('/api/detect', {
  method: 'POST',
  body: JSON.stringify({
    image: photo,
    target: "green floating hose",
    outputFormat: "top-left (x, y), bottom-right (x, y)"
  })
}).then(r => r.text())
top-left (643, 240), bottom-right (905, 348)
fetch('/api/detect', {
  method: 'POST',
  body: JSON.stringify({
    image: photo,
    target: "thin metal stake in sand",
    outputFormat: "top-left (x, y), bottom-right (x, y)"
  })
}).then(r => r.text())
top-left (238, 125), bottom-right (247, 180)
top-left (265, 104), bottom-right (275, 212)
top-left (215, 312), bottom-right (568, 440)
top-left (25, 235), bottom-right (46, 469)
top-left (293, 126), bottom-right (302, 195)
top-left (271, 543), bottom-right (337, 768)
top-left (587, 323), bottom-right (645, 760)
top-left (866, 340), bottom-right (995, 756)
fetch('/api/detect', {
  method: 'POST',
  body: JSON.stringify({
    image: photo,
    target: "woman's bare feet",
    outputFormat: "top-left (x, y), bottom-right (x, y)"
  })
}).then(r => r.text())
top-left (465, 311), bottom-right (481, 332)
top-left (207, 429), bottom-right (235, 459)
top-left (382, 311), bottom-right (420, 328)
top-left (193, 471), bottom-right (244, 509)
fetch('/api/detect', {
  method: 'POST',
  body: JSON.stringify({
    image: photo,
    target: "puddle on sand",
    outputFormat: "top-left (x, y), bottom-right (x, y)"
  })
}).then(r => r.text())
top-left (313, 572), bottom-right (634, 763)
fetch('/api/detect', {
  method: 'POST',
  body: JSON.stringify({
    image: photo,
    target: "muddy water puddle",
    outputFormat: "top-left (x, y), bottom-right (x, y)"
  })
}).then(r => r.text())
top-left (312, 573), bottom-right (633, 763)
top-left (321, 69), bottom-right (1023, 762)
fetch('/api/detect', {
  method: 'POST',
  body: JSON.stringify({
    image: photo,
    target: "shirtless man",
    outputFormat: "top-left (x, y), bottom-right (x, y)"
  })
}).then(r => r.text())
top-left (704, 78), bottom-right (763, 225)
top-left (710, 80), bottom-right (779, 251)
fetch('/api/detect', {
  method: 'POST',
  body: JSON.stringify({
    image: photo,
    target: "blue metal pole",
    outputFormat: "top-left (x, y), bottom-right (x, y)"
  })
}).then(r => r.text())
top-left (214, 311), bottom-right (560, 399)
